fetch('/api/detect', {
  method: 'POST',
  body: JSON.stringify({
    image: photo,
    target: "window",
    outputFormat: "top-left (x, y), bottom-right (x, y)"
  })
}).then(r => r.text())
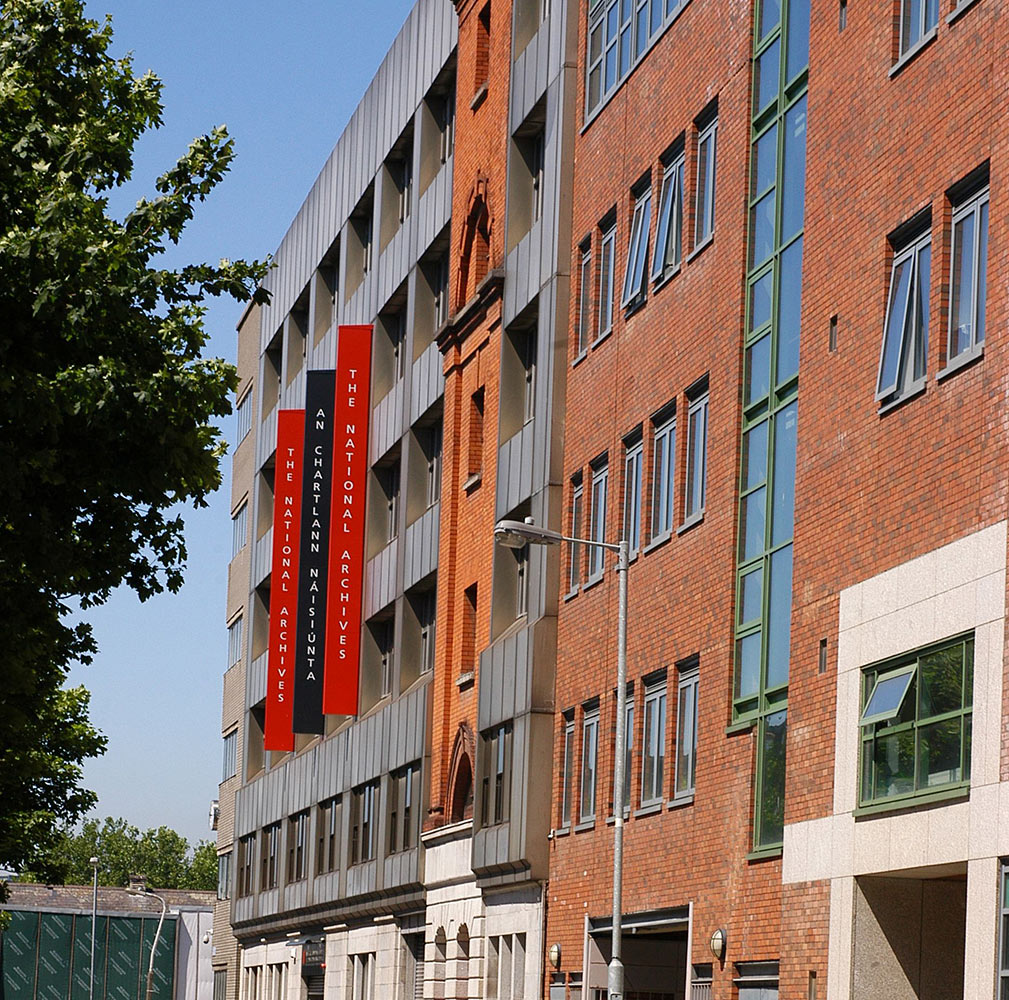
top-left (642, 680), bottom-right (667, 805)
top-left (222, 729), bottom-right (237, 781)
top-left (580, 706), bottom-right (599, 822)
top-left (674, 663), bottom-right (698, 798)
top-left (623, 437), bottom-right (642, 555)
top-left (317, 795), bottom-right (341, 875)
top-left (859, 635), bottom-right (972, 807)
top-left (236, 834), bottom-right (255, 897)
top-left (569, 475), bottom-right (584, 592)
top-left (1000, 863), bottom-right (1009, 998)
top-left (898, 0), bottom-right (937, 56)
top-left (468, 387), bottom-right (485, 479)
top-left (652, 153), bottom-right (684, 281)
top-left (622, 697), bottom-right (634, 812)
top-left (598, 222), bottom-right (616, 339)
top-left (577, 244), bottom-right (592, 354)
top-left (374, 619), bottom-right (395, 698)
top-left (876, 228), bottom-right (930, 403)
top-left (228, 616), bottom-right (243, 667)
top-left (947, 188), bottom-right (988, 364)
top-left (398, 156), bottom-right (413, 224)
top-left (480, 723), bottom-right (513, 827)
top-left (350, 781), bottom-right (378, 864)
top-left (231, 501), bottom-right (248, 558)
top-left (585, 0), bottom-right (683, 116)
top-left (560, 713), bottom-right (575, 828)
top-left (521, 329), bottom-right (537, 424)
top-left (419, 589), bottom-right (436, 675)
top-left (438, 90), bottom-right (455, 164)
top-left (531, 132), bottom-right (545, 224)
top-left (589, 459), bottom-right (608, 578)
top-left (236, 390), bottom-right (252, 445)
top-left (487, 933), bottom-right (526, 999)
top-left (650, 412), bottom-right (675, 539)
top-left (422, 422), bottom-right (443, 508)
top-left (694, 118), bottom-right (717, 246)
top-left (287, 810), bottom-right (309, 883)
top-left (621, 186), bottom-right (652, 307)
top-left (350, 953), bottom-right (376, 1000)
top-left (433, 253), bottom-right (450, 329)
top-left (684, 390), bottom-right (708, 521)
top-left (378, 461), bottom-right (401, 543)
top-left (217, 851), bottom-right (231, 900)
top-left (260, 822), bottom-right (280, 890)
top-left (388, 763), bottom-right (420, 853)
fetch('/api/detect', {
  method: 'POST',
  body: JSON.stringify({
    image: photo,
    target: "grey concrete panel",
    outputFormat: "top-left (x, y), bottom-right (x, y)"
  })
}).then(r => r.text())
top-left (256, 405), bottom-right (278, 471)
top-left (409, 340), bottom-right (444, 423)
top-left (364, 537), bottom-right (398, 619)
top-left (231, 897), bottom-right (254, 925)
top-left (284, 880), bottom-right (308, 913)
top-left (371, 379), bottom-right (405, 464)
top-left (404, 503), bottom-right (440, 591)
top-left (251, 529), bottom-right (272, 590)
top-left (247, 652), bottom-right (267, 708)
top-left (345, 859), bottom-right (378, 899)
top-left (495, 421), bottom-right (535, 519)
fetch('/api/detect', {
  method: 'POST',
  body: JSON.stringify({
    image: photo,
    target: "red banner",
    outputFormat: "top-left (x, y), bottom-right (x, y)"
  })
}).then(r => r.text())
top-left (324, 325), bottom-right (373, 715)
top-left (265, 409), bottom-right (304, 751)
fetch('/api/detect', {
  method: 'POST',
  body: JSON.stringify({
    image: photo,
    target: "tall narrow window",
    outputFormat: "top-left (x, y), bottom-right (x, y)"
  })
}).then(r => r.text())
top-left (217, 852), bottom-right (231, 900)
top-left (388, 763), bottom-right (420, 853)
top-left (621, 186), bottom-right (652, 307)
top-left (350, 781), bottom-right (378, 864)
top-left (651, 153), bottom-right (685, 282)
top-left (228, 616), bottom-right (243, 667)
top-left (438, 89), bottom-right (455, 164)
top-left (674, 663), bottom-right (698, 798)
top-left (876, 230), bottom-right (930, 403)
top-left (898, 0), bottom-right (937, 56)
top-left (261, 822), bottom-right (280, 890)
top-left (376, 619), bottom-right (394, 698)
top-left (378, 461), bottom-right (401, 543)
top-left (521, 329), bottom-right (537, 424)
top-left (424, 422), bottom-right (443, 508)
top-left (222, 730), bottom-right (238, 781)
top-left (642, 679), bottom-right (667, 805)
top-left (236, 390), bottom-right (252, 445)
top-left (651, 412), bottom-right (675, 539)
top-left (287, 811), bottom-right (308, 883)
top-left (317, 795), bottom-right (341, 875)
top-left (684, 390), bottom-right (708, 521)
top-left (623, 438), bottom-right (642, 555)
top-left (419, 590), bottom-right (436, 675)
top-left (560, 713), bottom-right (575, 828)
top-left (598, 222), bottom-right (616, 339)
top-left (433, 253), bottom-right (450, 329)
top-left (569, 475), bottom-right (584, 592)
top-left (580, 707), bottom-right (599, 822)
top-left (237, 834), bottom-right (255, 897)
top-left (480, 723), bottom-right (512, 827)
top-left (468, 387), bottom-right (485, 479)
top-left (947, 188), bottom-right (988, 364)
top-left (694, 118), bottom-right (718, 246)
top-left (589, 459), bottom-right (608, 579)
top-left (231, 501), bottom-right (248, 558)
top-left (622, 697), bottom-right (634, 812)
top-left (577, 244), bottom-right (592, 354)
top-left (531, 132), bottom-right (545, 224)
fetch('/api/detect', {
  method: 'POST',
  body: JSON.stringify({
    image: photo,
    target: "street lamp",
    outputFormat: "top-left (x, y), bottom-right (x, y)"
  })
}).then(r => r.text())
top-left (126, 887), bottom-right (168, 1000)
top-left (493, 517), bottom-right (629, 1000)
top-left (89, 857), bottom-right (98, 1000)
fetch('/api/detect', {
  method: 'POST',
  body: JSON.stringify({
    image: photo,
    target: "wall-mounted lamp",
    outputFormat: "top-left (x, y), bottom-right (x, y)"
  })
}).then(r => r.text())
top-left (548, 943), bottom-right (562, 969)
top-left (709, 928), bottom-right (726, 962)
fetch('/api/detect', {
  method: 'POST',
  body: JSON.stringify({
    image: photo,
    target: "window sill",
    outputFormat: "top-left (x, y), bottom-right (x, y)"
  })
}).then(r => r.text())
top-left (591, 328), bottom-right (613, 351)
top-left (725, 717), bottom-right (755, 736)
top-left (652, 264), bottom-right (681, 294)
top-left (552, 826), bottom-right (571, 838)
top-left (623, 295), bottom-right (647, 319)
top-left (877, 379), bottom-right (926, 415)
top-left (889, 26), bottom-right (938, 78)
top-left (463, 471), bottom-right (482, 493)
top-left (745, 845), bottom-right (783, 862)
top-left (470, 82), bottom-right (488, 110)
top-left (687, 233), bottom-right (714, 264)
top-left (571, 349), bottom-right (588, 369)
top-left (563, 585), bottom-right (581, 603)
top-left (947, 0), bottom-right (981, 24)
top-left (573, 819), bottom-right (596, 833)
top-left (583, 572), bottom-right (605, 592)
top-left (605, 809), bottom-right (631, 825)
top-left (677, 511), bottom-right (704, 535)
top-left (642, 530), bottom-right (672, 555)
top-left (456, 670), bottom-right (475, 690)
top-left (668, 793), bottom-right (694, 810)
top-left (633, 802), bottom-right (663, 819)
top-left (937, 343), bottom-right (983, 381)
top-left (853, 783), bottom-right (969, 818)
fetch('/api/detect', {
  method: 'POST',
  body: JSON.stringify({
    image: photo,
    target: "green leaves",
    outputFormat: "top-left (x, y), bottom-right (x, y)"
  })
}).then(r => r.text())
top-left (0, 0), bottom-right (269, 877)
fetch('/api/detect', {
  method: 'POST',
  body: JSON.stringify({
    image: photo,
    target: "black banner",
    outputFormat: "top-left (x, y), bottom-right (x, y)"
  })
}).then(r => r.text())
top-left (292, 371), bottom-right (336, 733)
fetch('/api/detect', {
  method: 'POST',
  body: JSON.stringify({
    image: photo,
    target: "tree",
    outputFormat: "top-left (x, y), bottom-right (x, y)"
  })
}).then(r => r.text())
top-left (0, 0), bottom-right (268, 890)
top-left (19, 817), bottom-right (219, 891)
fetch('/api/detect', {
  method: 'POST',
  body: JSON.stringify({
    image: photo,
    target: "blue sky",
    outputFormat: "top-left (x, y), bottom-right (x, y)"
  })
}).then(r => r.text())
top-left (66, 0), bottom-right (416, 849)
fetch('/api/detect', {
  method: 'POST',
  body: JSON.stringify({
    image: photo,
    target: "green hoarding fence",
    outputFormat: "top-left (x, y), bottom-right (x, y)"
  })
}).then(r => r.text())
top-left (1, 911), bottom-right (177, 1000)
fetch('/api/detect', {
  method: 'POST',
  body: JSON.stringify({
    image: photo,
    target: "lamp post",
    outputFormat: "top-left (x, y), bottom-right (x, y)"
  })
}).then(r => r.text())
top-left (126, 888), bottom-right (168, 1000)
top-left (89, 856), bottom-right (98, 1000)
top-left (493, 517), bottom-right (629, 1000)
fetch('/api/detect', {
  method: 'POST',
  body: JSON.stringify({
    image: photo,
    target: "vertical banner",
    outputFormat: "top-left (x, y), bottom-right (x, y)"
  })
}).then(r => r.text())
top-left (265, 410), bottom-right (304, 751)
top-left (324, 325), bottom-right (373, 715)
top-left (292, 371), bottom-right (337, 734)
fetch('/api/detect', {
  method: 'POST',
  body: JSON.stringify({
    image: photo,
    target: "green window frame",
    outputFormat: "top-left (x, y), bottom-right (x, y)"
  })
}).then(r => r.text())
top-left (858, 635), bottom-right (973, 809)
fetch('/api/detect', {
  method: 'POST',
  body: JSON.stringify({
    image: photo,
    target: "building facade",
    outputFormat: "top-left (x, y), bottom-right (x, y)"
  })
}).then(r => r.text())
top-left (216, 0), bottom-right (1009, 997)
